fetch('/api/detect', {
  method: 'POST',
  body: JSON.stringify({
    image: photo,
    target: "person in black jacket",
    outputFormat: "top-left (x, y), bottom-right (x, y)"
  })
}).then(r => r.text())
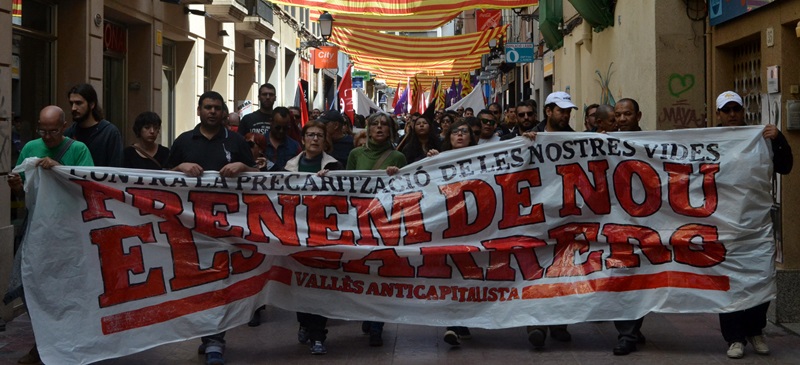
top-left (500, 100), bottom-right (538, 140)
top-left (714, 91), bottom-right (793, 359)
top-left (64, 83), bottom-right (124, 167)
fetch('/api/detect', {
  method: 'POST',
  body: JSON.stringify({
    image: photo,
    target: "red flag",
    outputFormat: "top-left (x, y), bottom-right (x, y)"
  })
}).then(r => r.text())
top-left (338, 65), bottom-right (354, 123)
top-left (392, 82), bottom-right (401, 108)
top-left (297, 81), bottom-right (309, 127)
top-left (410, 75), bottom-right (421, 114)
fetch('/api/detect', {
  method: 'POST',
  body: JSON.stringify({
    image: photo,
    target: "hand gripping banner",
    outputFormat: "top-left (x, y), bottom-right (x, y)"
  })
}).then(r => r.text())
top-left (19, 127), bottom-right (776, 364)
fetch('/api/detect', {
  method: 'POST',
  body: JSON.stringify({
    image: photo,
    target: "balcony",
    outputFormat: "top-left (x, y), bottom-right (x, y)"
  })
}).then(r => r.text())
top-left (205, 0), bottom-right (248, 23)
top-left (235, 17), bottom-right (275, 39)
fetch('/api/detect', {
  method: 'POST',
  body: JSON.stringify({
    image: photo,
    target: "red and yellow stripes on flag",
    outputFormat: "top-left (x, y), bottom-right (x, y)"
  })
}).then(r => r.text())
top-left (269, 0), bottom-right (536, 16)
top-left (409, 76), bottom-right (421, 114)
top-left (427, 78), bottom-right (438, 105)
top-left (12, 0), bottom-right (22, 20)
top-left (330, 25), bottom-right (508, 61)
top-left (436, 81), bottom-right (446, 110)
top-left (311, 9), bottom-right (460, 31)
top-left (460, 72), bottom-right (473, 98)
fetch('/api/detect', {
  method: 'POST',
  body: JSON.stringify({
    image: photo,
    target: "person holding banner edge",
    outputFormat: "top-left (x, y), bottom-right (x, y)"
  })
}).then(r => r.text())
top-left (714, 90), bottom-right (793, 359)
top-left (5, 105), bottom-right (94, 365)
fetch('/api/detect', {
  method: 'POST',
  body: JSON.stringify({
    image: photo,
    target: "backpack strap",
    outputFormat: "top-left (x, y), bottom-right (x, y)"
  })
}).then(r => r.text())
top-left (54, 138), bottom-right (75, 164)
top-left (371, 149), bottom-right (394, 170)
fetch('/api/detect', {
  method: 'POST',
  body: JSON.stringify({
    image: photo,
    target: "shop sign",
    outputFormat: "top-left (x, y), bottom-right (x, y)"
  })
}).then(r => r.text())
top-left (312, 46), bottom-right (338, 69)
top-left (104, 21), bottom-right (127, 54)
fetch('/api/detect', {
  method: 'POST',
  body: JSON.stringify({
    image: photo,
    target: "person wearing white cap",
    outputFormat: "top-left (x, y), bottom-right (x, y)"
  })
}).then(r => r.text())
top-left (523, 91), bottom-right (577, 350)
top-left (529, 91), bottom-right (577, 133)
top-left (715, 90), bottom-right (793, 359)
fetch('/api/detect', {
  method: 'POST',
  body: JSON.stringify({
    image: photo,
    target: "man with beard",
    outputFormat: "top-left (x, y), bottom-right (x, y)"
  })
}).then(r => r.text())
top-left (500, 100), bottom-right (537, 140)
top-left (523, 91), bottom-right (577, 350)
top-left (584, 103), bottom-right (599, 131)
top-left (318, 110), bottom-right (354, 166)
top-left (239, 83), bottom-right (277, 136)
top-left (167, 91), bottom-right (256, 365)
top-left (64, 83), bottom-right (123, 167)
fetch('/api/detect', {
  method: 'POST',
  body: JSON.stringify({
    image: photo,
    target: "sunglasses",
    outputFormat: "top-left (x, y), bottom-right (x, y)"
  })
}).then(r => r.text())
top-left (272, 125), bottom-right (285, 132)
top-left (491, 110), bottom-right (501, 115)
top-left (719, 105), bottom-right (744, 113)
top-left (480, 118), bottom-right (496, 125)
top-left (517, 112), bottom-right (535, 117)
top-left (247, 141), bottom-right (256, 148)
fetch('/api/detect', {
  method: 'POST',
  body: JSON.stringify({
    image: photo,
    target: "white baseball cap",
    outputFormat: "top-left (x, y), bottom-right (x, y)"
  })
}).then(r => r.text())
top-left (545, 91), bottom-right (578, 109)
top-left (716, 91), bottom-right (743, 110)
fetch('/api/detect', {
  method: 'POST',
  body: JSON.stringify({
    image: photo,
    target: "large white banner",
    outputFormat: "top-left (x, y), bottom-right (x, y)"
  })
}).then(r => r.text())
top-left (19, 127), bottom-right (776, 364)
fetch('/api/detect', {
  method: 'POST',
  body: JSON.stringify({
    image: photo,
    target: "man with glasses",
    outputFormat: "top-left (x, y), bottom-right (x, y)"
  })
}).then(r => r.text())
top-left (167, 91), bottom-right (257, 365)
top-left (714, 90), bottom-right (792, 359)
top-left (476, 109), bottom-right (501, 144)
top-left (264, 107), bottom-right (302, 171)
top-left (584, 103), bottom-right (600, 131)
top-left (488, 102), bottom-right (509, 136)
top-left (7, 105), bottom-right (93, 365)
top-left (239, 83), bottom-right (277, 136)
top-left (501, 100), bottom-right (537, 140)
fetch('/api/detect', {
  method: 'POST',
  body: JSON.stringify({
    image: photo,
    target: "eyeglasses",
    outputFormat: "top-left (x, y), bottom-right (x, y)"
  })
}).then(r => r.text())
top-left (450, 128), bottom-right (470, 136)
top-left (305, 132), bottom-right (324, 139)
top-left (369, 121), bottom-right (391, 127)
top-left (719, 105), bottom-right (744, 113)
top-left (37, 129), bottom-right (61, 137)
top-left (517, 112), bottom-right (536, 118)
top-left (480, 118), bottom-right (496, 125)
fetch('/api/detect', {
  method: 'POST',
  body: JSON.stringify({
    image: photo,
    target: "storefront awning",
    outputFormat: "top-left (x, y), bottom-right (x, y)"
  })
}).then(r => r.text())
top-left (568, 0), bottom-right (614, 31)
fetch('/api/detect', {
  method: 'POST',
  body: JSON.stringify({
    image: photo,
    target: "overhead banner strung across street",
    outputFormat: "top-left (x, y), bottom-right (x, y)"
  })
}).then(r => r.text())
top-left (19, 127), bottom-right (776, 364)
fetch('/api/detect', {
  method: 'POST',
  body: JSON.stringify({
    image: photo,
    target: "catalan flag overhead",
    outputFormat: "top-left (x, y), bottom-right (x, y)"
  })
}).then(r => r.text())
top-left (330, 25), bottom-right (508, 61)
top-left (311, 9), bottom-right (460, 31)
top-left (270, 0), bottom-right (536, 16)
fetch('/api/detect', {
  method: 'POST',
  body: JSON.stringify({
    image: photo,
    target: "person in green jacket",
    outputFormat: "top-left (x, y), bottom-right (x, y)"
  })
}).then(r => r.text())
top-left (346, 112), bottom-right (406, 172)
top-left (346, 112), bottom-right (406, 347)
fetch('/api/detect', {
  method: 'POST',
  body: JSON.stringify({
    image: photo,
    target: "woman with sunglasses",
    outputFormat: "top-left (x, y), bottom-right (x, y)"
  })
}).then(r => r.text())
top-left (283, 121), bottom-right (343, 355)
top-left (244, 132), bottom-right (269, 171)
top-left (438, 113), bottom-right (455, 142)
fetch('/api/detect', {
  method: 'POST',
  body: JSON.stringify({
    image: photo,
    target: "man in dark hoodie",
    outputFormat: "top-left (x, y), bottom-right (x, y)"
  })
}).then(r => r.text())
top-left (64, 83), bottom-right (123, 167)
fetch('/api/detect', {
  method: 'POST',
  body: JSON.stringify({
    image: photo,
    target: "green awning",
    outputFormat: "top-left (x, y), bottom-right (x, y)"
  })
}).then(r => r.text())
top-left (568, 0), bottom-right (615, 32)
top-left (539, 0), bottom-right (563, 50)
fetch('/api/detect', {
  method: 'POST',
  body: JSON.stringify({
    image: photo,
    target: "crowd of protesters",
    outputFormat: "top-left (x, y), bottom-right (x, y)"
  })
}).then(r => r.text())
top-left (5, 82), bottom-right (790, 364)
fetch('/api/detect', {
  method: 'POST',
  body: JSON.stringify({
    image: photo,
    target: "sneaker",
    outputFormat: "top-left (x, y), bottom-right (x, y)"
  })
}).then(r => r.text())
top-left (197, 343), bottom-right (207, 355)
top-left (369, 331), bottom-right (383, 347)
top-left (297, 326), bottom-right (310, 344)
top-left (17, 345), bottom-right (41, 365)
top-left (747, 335), bottom-right (770, 355)
top-left (454, 327), bottom-right (472, 340)
top-left (727, 342), bottom-right (745, 359)
top-left (550, 327), bottom-right (572, 342)
top-left (205, 351), bottom-right (225, 365)
top-left (310, 341), bottom-right (327, 355)
top-left (443, 330), bottom-right (460, 346)
top-left (527, 328), bottom-right (546, 349)
top-left (361, 321), bottom-right (371, 334)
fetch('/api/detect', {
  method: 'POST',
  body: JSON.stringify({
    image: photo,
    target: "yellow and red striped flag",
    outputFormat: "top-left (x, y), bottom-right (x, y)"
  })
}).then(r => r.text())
top-left (271, 0), bottom-right (536, 16)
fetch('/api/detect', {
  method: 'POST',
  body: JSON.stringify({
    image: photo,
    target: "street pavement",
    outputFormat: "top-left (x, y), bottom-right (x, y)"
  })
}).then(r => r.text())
top-left (2, 307), bottom-right (800, 364)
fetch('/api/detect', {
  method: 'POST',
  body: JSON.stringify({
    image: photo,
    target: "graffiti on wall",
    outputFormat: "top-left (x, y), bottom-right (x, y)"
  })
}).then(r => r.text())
top-left (595, 63), bottom-right (616, 106)
top-left (658, 99), bottom-right (706, 129)
top-left (668, 73), bottom-right (696, 98)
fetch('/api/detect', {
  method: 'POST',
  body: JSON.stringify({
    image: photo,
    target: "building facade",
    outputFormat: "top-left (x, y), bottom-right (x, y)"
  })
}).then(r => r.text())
top-left (0, 0), bottom-right (329, 320)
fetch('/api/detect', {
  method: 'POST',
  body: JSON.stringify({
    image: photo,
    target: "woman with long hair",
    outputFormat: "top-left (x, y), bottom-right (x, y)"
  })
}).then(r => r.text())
top-left (426, 118), bottom-right (476, 347)
top-left (401, 116), bottom-right (440, 163)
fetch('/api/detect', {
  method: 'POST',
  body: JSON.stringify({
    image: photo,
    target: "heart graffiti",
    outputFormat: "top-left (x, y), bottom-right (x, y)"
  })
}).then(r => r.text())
top-left (668, 73), bottom-right (695, 98)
